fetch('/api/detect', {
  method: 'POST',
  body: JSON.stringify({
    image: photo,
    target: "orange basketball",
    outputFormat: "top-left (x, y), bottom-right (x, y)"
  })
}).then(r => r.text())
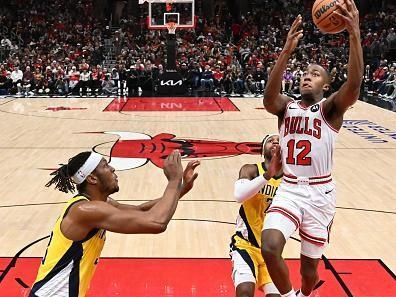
top-left (312, 0), bottom-right (347, 34)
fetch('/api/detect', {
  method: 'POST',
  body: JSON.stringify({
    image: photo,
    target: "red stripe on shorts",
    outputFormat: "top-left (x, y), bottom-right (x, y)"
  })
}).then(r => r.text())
top-left (267, 207), bottom-right (300, 230)
top-left (299, 229), bottom-right (327, 246)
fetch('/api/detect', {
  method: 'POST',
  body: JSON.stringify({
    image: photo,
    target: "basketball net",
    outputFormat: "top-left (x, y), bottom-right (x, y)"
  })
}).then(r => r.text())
top-left (166, 0), bottom-right (176, 33)
top-left (166, 22), bottom-right (177, 34)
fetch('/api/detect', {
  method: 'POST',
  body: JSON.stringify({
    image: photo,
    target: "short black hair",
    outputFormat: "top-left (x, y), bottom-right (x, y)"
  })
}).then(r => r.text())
top-left (45, 152), bottom-right (91, 193)
top-left (308, 63), bottom-right (330, 84)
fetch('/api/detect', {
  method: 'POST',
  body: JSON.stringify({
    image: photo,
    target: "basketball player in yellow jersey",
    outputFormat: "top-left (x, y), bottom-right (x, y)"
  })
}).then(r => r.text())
top-left (230, 134), bottom-right (282, 297)
top-left (30, 150), bottom-right (199, 297)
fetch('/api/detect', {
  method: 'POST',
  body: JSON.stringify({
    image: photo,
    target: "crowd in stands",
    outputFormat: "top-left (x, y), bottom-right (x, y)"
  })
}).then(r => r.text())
top-left (0, 0), bottom-right (395, 99)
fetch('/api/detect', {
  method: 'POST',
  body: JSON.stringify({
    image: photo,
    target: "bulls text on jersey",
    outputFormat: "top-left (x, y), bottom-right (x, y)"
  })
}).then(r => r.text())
top-left (284, 116), bottom-right (322, 139)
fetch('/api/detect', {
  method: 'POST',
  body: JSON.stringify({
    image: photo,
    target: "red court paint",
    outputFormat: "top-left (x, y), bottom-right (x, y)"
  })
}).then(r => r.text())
top-left (328, 259), bottom-right (396, 296)
top-left (0, 258), bottom-right (394, 296)
top-left (104, 97), bottom-right (128, 111)
top-left (103, 97), bottom-right (239, 112)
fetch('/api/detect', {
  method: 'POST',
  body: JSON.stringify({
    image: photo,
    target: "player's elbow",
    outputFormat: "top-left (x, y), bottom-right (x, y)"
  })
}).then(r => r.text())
top-left (150, 223), bottom-right (168, 234)
top-left (263, 92), bottom-right (274, 105)
top-left (234, 197), bottom-right (244, 204)
top-left (263, 98), bottom-right (278, 115)
top-left (148, 215), bottom-right (170, 233)
top-left (234, 191), bottom-right (246, 204)
top-left (140, 221), bottom-right (168, 234)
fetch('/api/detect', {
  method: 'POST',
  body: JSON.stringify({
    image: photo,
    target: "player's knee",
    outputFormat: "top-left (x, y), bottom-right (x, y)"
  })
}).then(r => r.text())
top-left (261, 230), bottom-right (285, 261)
top-left (261, 243), bottom-right (280, 263)
top-left (236, 283), bottom-right (254, 297)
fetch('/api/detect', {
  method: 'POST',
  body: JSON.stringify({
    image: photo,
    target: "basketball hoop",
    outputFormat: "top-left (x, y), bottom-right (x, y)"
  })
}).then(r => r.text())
top-left (146, 0), bottom-right (195, 31)
top-left (166, 22), bottom-right (177, 34)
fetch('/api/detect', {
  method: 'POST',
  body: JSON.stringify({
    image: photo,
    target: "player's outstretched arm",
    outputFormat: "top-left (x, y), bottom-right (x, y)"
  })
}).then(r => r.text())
top-left (325, 0), bottom-right (363, 115)
top-left (108, 160), bottom-right (200, 211)
top-left (264, 15), bottom-right (302, 116)
top-left (234, 164), bottom-right (261, 203)
top-left (69, 151), bottom-right (185, 235)
top-left (234, 145), bottom-right (282, 203)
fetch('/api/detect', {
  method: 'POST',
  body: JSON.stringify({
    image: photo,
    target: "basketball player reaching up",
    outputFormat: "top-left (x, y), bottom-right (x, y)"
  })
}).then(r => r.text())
top-left (30, 150), bottom-right (199, 297)
top-left (230, 134), bottom-right (282, 297)
top-left (261, 1), bottom-right (363, 297)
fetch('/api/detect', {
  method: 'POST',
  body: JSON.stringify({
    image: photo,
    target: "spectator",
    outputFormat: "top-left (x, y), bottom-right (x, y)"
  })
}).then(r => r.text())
top-left (213, 65), bottom-right (224, 93)
top-left (79, 68), bottom-right (91, 96)
top-left (126, 65), bottom-right (139, 96)
top-left (223, 67), bottom-right (235, 95)
top-left (282, 68), bottom-right (294, 93)
top-left (55, 77), bottom-right (69, 96)
top-left (69, 66), bottom-right (80, 95)
top-left (292, 65), bottom-right (303, 93)
top-left (0, 71), bottom-right (12, 95)
top-left (189, 62), bottom-right (201, 90)
top-left (200, 65), bottom-right (214, 91)
top-left (0, 0), bottom-right (393, 100)
top-left (372, 64), bottom-right (388, 91)
top-left (10, 65), bottom-right (23, 94)
top-left (21, 65), bottom-right (34, 96)
top-left (102, 74), bottom-right (117, 95)
top-left (378, 66), bottom-right (395, 98)
top-left (234, 71), bottom-right (245, 94)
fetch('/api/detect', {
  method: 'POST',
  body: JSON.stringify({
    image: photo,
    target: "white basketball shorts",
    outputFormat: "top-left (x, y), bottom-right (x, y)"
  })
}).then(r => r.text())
top-left (263, 180), bottom-right (336, 258)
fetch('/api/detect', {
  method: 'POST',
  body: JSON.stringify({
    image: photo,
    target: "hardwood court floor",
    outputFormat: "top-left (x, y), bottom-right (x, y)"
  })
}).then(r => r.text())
top-left (0, 97), bottom-right (394, 278)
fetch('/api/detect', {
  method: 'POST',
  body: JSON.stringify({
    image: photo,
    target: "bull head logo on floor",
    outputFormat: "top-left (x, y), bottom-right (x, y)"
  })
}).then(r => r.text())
top-left (92, 131), bottom-right (263, 170)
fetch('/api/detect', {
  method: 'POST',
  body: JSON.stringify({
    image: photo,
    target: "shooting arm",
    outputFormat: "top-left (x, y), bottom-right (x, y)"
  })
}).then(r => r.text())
top-left (327, 31), bottom-right (363, 113)
top-left (325, 1), bottom-right (364, 116)
top-left (263, 50), bottom-right (292, 116)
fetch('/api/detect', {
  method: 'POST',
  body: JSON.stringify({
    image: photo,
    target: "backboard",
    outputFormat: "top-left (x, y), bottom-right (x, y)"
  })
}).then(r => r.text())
top-left (141, 0), bottom-right (195, 30)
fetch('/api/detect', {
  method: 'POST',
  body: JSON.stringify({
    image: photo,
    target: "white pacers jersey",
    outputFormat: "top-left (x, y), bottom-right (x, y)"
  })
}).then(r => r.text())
top-left (279, 99), bottom-right (338, 178)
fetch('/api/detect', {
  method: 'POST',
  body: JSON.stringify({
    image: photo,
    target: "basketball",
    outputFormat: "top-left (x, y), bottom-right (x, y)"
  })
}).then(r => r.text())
top-left (312, 0), bottom-right (347, 34)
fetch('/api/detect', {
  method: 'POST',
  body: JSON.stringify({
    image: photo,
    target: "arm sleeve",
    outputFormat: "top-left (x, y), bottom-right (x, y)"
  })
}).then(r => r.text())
top-left (234, 175), bottom-right (268, 203)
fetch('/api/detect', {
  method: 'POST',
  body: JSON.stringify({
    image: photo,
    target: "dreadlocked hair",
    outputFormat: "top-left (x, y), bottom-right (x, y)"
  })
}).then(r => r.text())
top-left (45, 152), bottom-right (92, 193)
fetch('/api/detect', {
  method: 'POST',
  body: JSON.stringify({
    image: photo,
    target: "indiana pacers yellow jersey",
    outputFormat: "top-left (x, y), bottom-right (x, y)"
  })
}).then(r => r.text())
top-left (30, 196), bottom-right (106, 297)
top-left (232, 163), bottom-right (282, 248)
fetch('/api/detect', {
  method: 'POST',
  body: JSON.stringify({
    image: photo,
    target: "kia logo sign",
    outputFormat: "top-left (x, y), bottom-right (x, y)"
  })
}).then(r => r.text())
top-left (158, 71), bottom-right (186, 95)
top-left (160, 80), bottom-right (183, 86)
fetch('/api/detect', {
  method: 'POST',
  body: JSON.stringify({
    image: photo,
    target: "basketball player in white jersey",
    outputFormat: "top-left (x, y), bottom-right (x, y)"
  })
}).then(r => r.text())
top-left (30, 150), bottom-right (199, 297)
top-left (260, 1), bottom-right (363, 297)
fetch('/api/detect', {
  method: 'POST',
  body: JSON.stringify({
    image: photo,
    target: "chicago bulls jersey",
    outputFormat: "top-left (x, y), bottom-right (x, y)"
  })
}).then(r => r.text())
top-left (279, 99), bottom-right (338, 178)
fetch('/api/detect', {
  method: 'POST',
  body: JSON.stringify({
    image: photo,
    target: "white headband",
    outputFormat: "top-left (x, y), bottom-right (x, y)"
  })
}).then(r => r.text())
top-left (262, 134), bottom-right (278, 158)
top-left (71, 152), bottom-right (103, 185)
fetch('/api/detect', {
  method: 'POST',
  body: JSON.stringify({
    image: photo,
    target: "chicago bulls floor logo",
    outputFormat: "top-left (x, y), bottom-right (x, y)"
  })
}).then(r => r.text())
top-left (92, 132), bottom-right (263, 170)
